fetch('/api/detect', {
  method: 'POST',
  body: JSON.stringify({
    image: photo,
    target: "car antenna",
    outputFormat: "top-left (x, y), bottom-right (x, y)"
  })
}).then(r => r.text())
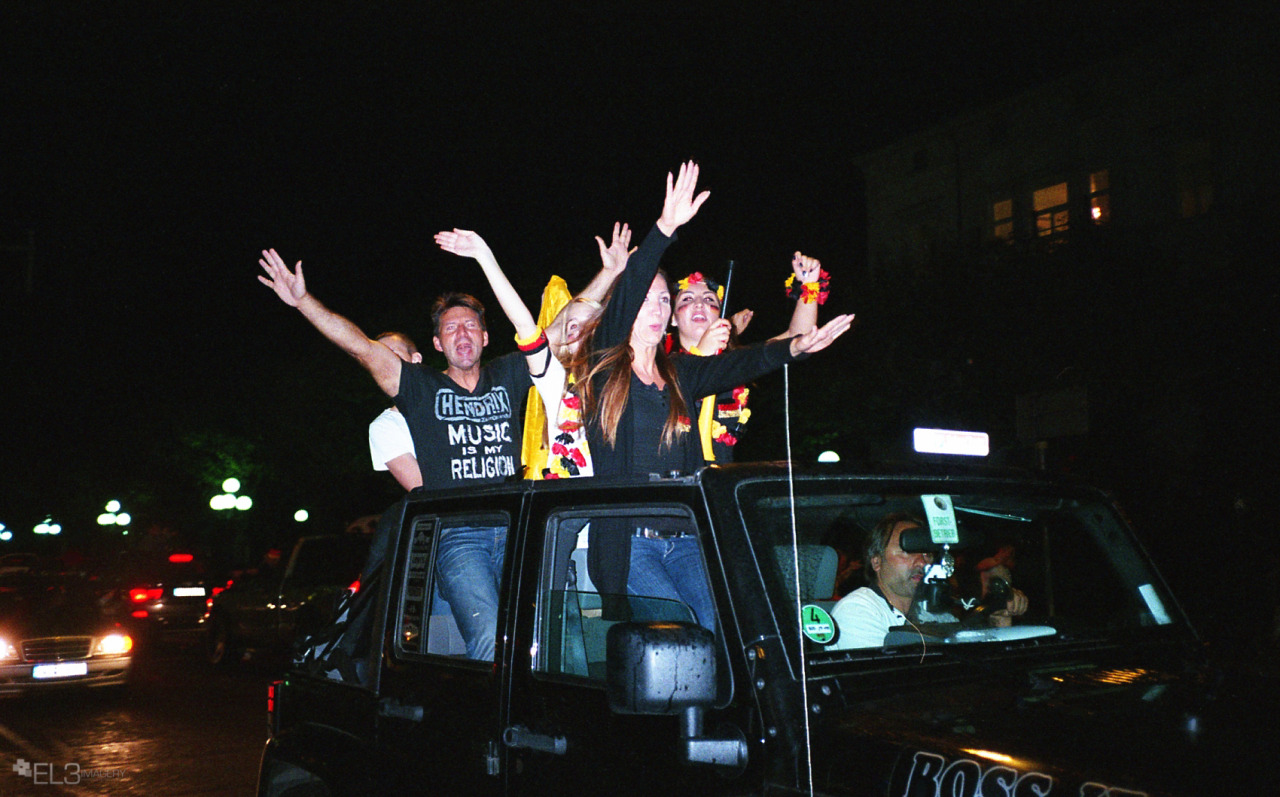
top-left (782, 364), bottom-right (816, 796)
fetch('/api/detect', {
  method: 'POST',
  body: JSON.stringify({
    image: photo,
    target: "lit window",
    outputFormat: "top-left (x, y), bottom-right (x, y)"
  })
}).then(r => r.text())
top-left (992, 198), bottom-right (1013, 241)
top-left (1089, 170), bottom-right (1110, 225)
top-left (1033, 182), bottom-right (1069, 237)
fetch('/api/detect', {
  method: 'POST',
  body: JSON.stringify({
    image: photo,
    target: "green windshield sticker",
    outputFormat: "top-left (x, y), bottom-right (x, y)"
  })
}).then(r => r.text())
top-left (801, 604), bottom-right (836, 644)
top-left (921, 494), bottom-right (959, 544)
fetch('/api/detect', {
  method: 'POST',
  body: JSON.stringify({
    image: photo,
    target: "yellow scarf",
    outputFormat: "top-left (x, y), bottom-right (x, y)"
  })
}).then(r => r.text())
top-left (521, 276), bottom-right (572, 479)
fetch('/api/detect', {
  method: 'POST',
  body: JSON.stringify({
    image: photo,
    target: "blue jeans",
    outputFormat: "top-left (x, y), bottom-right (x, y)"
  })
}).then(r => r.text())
top-left (627, 535), bottom-right (714, 631)
top-left (435, 525), bottom-right (507, 661)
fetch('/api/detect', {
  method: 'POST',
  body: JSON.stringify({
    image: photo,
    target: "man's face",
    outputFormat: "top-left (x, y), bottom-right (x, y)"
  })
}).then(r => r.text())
top-left (433, 306), bottom-right (488, 370)
top-left (630, 274), bottom-right (672, 349)
top-left (672, 281), bottom-right (722, 341)
top-left (873, 522), bottom-right (933, 607)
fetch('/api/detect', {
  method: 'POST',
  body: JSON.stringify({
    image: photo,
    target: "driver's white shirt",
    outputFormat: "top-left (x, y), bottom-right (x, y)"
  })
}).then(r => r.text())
top-left (830, 587), bottom-right (905, 649)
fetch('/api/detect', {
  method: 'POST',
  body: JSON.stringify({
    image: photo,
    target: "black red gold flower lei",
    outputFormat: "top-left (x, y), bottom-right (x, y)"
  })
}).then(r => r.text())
top-left (784, 270), bottom-right (831, 305)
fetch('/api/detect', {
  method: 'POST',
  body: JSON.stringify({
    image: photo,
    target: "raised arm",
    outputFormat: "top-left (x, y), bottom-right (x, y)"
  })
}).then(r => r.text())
top-left (434, 230), bottom-right (537, 340)
top-left (595, 161), bottom-right (710, 351)
top-left (779, 252), bottom-right (827, 339)
top-left (545, 222), bottom-right (633, 354)
top-left (656, 160), bottom-right (711, 237)
top-left (257, 248), bottom-right (401, 396)
top-left (579, 221), bottom-right (632, 304)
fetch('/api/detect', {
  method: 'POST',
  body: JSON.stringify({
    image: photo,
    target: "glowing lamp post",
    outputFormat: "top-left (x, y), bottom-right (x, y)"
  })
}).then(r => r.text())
top-left (97, 500), bottom-right (131, 534)
top-left (34, 516), bottom-right (62, 536)
top-left (211, 478), bottom-right (252, 513)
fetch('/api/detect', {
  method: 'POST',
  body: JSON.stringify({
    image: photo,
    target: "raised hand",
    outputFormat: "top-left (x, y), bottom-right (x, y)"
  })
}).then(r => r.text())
top-left (696, 318), bottom-right (733, 354)
top-left (594, 221), bottom-right (633, 273)
top-left (656, 160), bottom-right (711, 236)
top-left (434, 229), bottom-right (493, 261)
top-left (792, 251), bottom-right (823, 283)
top-left (730, 308), bottom-right (754, 336)
top-left (258, 249), bottom-right (306, 307)
top-left (789, 313), bottom-right (856, 357)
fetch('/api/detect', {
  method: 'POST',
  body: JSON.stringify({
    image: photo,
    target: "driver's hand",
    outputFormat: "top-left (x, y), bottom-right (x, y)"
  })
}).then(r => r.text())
top-left (989, 588), bottom-right (1029, 627)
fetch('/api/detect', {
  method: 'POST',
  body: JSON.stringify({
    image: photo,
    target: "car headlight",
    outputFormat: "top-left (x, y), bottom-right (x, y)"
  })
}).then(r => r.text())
top-left (0, 636), bottom-right (18, 662)
top-left (93, 633), bottom-right (133, 657)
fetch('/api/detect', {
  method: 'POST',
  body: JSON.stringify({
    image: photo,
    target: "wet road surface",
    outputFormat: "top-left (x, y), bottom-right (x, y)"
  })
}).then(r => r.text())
top-left (1, 630), bottom-right (275, 796)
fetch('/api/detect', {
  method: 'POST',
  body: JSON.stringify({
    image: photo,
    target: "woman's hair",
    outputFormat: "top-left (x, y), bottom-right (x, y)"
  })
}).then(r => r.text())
top-left (670, 273), bottom-right (741, 352)
top-left (569, 270), bottom-right (689, 449)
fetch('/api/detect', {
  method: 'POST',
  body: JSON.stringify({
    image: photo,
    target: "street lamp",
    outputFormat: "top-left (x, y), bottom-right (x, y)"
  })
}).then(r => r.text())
top-left (0, 522), bottom-right (11, 542)
top-left (34, 516), bottom-right (62, 535)
top-left (817, 450), bottom-right (841, 463)
top-left (211, 477), bottom-right (251, 512)
top-left (98, 500), bottom-right (131, 530)
top-left (294, 510), bottom-right (309, 522)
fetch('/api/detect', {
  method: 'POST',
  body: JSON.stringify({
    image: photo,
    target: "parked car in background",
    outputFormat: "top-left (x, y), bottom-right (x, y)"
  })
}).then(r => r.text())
top-left (1, 562), bottom-right (133, 695)
top-left (100, 550), bottom-right (212, 634)
top-left (205, 533), bottom-right (369, 666)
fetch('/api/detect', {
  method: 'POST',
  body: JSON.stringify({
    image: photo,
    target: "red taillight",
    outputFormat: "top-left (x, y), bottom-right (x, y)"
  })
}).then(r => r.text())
top-left (131, 609), bottom-right (149, 619)
top-left (347, 578), bottom-right (360, 594)
top-left (129, 587), bottom-right (164, 603)
top-left (267, 680), bottom-right (282, 734)
top-left (168, 553), bottom-right (194, 563)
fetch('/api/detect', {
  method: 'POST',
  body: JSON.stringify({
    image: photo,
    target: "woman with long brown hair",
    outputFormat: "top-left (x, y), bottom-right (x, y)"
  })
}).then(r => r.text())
top-left (572, 161), bottom-right (854, 626)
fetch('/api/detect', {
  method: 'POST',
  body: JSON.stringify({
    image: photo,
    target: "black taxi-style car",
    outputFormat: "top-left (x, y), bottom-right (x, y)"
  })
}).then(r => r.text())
top-left (258, 455), bottom-right (1279, 796)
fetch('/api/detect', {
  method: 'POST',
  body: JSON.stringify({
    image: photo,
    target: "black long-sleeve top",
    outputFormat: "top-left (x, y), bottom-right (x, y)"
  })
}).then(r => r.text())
top-left (584, 224), bottom-right (800, 477)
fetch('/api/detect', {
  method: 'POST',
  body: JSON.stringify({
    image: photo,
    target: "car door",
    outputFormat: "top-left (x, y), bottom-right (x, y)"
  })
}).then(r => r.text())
top-left (500, 482), bottom-right (741, 796)
top-left (374, 491), bottom-right (524, 796)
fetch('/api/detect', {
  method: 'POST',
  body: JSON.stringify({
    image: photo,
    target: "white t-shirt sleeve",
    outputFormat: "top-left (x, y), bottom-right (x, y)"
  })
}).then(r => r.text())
top-left (830, 587), bottom-right (904, 649)
top-left (369, 408), bottom-right (416, 471)
top-left (530, 351), bottom-right (568, 444)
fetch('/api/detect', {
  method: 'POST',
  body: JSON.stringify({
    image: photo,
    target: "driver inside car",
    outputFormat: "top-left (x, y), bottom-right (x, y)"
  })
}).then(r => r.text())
top-left (830, 512), bottom-right (1028, 649)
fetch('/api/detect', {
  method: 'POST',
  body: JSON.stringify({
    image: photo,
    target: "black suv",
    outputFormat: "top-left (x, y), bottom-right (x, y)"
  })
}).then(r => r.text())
top-left (259, 463), bottom-right (1279, 795)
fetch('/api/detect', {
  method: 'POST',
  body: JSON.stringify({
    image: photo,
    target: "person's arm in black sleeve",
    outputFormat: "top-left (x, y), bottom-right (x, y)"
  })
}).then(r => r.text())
top-left (595, 160), bottom-right (711, 351)
top-left (677, 313), bottom-right (857, 399)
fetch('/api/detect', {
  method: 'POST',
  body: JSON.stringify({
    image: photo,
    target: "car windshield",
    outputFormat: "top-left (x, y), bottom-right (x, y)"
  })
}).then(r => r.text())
top-left (736, 475), bottom-right (1185, 661)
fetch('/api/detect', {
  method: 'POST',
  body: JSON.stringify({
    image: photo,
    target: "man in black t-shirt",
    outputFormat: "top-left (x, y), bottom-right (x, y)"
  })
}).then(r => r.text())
top-left (259, 253), bottom-right (529, 660)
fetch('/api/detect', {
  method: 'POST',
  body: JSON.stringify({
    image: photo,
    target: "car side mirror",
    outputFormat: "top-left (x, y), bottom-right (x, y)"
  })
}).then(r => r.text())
top-left (606, 622), bottom-right (716, 714)
top-left (606, 622), bottom-right (747, 772)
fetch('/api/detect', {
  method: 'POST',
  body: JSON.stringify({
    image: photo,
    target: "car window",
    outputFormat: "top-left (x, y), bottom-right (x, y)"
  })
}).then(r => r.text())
top-left (737, 479), bottom-right (1181, 659)
top-left (533, 505), bottom-right (721, 690)
top-left (394, 512), bottom-right (510, 661)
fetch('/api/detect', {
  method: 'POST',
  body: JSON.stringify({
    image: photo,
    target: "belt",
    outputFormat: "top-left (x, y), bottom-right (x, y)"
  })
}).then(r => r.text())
top-left (635, 527), bottom-right (692, 539)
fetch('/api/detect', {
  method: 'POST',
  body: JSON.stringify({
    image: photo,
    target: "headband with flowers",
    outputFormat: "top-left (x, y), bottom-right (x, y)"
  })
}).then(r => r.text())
top-left (674, 272), bottom-right (725, 302)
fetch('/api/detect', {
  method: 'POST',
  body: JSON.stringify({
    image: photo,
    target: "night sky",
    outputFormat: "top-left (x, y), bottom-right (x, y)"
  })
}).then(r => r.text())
top-left (2, 3), bottom-right (1210, 542)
